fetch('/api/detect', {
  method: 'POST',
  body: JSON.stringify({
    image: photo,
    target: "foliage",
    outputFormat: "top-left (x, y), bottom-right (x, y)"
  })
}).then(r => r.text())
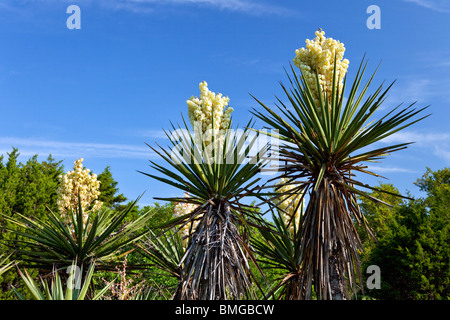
top-left (137, 229), bottom-right (184, 281)
top-left (145, 123), bottom-right (267, 299)
top-left (0, 195), bottom-right (155, 272)
top-left (0, 148), bottom-right (177, 300)
top-left (1, 154), bottom-right (448, 300)
top-left (251, 206), bottom-right (304, 299)
top-left (0, 148), bottom-right (64, 221)
top-left (0, 27), bottom-right (443, 301)
top-left (357, 183), bottom-right (404, 252)
top-left (97, 166), bottom-right (128, 210)
top-left (13, 260), bottom-right (113, 300)
top-left (361, 169), bottom-right (450, 299)
top-left (0, 148), bottom-right (64, 299)
top-left (91, 201), bottom-right (177, 300)
top-left (0, 253), bottom-right (14, 277)
top-left (135, 229), bottom-right (184, 299)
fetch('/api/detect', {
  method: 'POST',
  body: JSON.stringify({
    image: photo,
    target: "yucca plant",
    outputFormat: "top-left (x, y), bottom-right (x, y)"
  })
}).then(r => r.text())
top-left (251, 31), bottom-right (428, 299)
top-left (0, 195), bottom-right (155, 273)
top-left (137, 229), bottom-right (184, 282)
top-left (141, 82), bottom-right (268, 300)
top-left (136, 229), bottom-right (184, 298)
top-left (13, 259), bottom-right (114, 300)
top-left (251, 204), bottom-right (304, 300)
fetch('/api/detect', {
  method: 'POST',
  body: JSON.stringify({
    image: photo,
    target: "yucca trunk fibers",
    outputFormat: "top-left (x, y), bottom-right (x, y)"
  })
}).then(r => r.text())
top-left (283, 274), bottom-right (303, 300)
top-left (174, 201), bottom-right (254, 300)
top-left (297, 170), bottom-right (363, 300)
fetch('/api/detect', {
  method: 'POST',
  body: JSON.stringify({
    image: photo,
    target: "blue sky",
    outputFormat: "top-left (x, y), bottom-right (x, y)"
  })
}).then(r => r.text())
top-left (1, 0), bottom-right (450, 208)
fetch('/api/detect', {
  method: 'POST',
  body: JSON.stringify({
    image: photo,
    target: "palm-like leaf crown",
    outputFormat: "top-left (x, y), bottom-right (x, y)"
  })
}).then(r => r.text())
top-left (1, 195), bottom-right (153, 271)
top-left (142, 81), bottom-right (269, 300)
top-left (251, 29), bottom-right (429, 299)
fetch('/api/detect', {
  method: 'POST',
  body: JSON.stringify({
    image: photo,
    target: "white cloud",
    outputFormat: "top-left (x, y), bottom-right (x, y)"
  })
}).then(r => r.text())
top-left (4, 0), bottom-right (291, 15)
top-left (386, 78), bottom-right (437, 105)
top-left (379, 131), bottom-right (450, 145)
top-left (0, 137), bottom-right (155, 159)
top-left (111, 0), bottom-right (292, 15)
top-left (366, 165), bottom-right (418, 174)
top-left (403, 0), bottom-right (450, 13)
top-left (378, 130), bottom-right (450, 165)
top-left (433, 146), bottom-right (450, 162)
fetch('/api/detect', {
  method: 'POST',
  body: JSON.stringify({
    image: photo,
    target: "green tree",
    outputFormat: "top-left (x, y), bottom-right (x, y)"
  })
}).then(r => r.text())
top-left (362, 169), bottom-right (450, 300)
top-left (97, 166), bottom-right (127, 210)
top-left (0, 149), bottom-right (63, 221)
top-left (358, 183), bottom-right (405, 251)
top-left (0, 148), bottom-right (64, 299)
top-left (415, 167), bottom-right (450, 206)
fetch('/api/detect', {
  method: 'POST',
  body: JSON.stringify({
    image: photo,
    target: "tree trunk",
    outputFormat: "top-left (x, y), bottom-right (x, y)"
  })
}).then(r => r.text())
top-left (174, 201), bottom-right (254, 300)
top-left (328, 247), bottom-right (345, 300)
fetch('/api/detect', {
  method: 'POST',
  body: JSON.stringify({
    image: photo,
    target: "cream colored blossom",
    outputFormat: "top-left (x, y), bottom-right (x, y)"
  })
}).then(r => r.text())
top-left (293, 29), bottom-right (349, 110)
top-left (273, 178), bottom-right (303, 235)
top-left (173, 192), bottom-right (201, 247)
top-left (186, 81), bottom-right (233, 152)
top-left (57, 158), bottom-right (102, 226)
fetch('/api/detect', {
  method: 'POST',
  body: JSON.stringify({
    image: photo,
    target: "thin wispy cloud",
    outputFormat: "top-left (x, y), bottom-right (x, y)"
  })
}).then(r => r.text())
top-left (107, 0), bottom-right (292, 15)
top-left (0, 137), bottom-right (155, 159)
top-left (355, 130), bottom-right (449, 175)
top-left (366, 165), bottom-right (418, 174)
top-left (379, 131), bottom-right (450, 146)
top-left (378, 130), bottom-right (450, 165)
top-left (413, 49), bottom-right (450, 68)
top-left (5, 0), bottom-right (292, 16)
top-left (386, 78), bottom-right (436, 105)
top-left (432, 145), bottom-right (450, 163)
top-left (403, 0), bottom-right (450, 13)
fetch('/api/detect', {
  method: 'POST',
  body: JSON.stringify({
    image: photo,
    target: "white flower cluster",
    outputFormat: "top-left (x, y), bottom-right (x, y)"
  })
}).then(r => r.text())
top-left (293, 29), bottom-right (349, 110)
top-left (173, 192), bottom-right (201, 247)
top-left (57, 158), bottom-right (102, 225)
top-left (273, 178), bottom-right (303, 236)
top-left (187, 81), bottom-right (233, 150)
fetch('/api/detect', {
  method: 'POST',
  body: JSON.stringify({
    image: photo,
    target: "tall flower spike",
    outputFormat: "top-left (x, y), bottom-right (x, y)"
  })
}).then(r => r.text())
top-left (186, 81), bottom-right (233, 152)
top-left (273, 178), bottom-right (303, 235)
top-left (57, 158), bottom-right (102, 225)
top-left (173, 192), bottom-right (200, 248)
top-left (293, 29), bottom-right (349, 110)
